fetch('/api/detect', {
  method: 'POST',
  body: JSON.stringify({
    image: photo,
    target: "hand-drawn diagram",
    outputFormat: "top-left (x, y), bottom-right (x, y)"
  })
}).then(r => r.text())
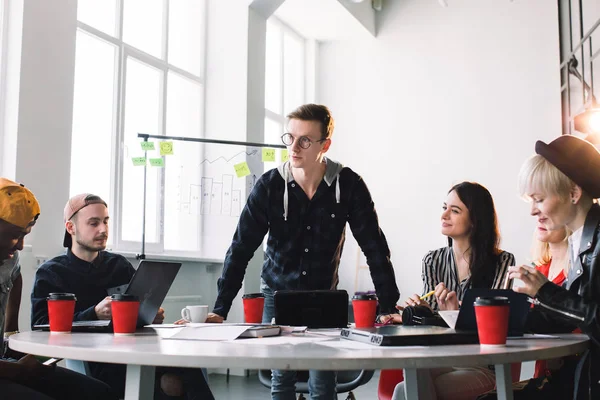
top-left (175, 150), bottom-right (260, 218)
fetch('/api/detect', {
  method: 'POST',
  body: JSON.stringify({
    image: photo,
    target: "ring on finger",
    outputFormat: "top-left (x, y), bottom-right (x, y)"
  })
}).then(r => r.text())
top-left (523, 269), bottom-right (529, 276)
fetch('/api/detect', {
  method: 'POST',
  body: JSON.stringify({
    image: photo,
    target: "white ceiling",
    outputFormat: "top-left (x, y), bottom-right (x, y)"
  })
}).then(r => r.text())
top-left (273, 0), bottom-right (374, 41)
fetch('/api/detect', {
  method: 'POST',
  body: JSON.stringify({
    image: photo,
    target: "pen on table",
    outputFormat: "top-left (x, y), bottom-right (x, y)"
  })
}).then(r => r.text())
top-left (420, 290), bottom-right (435, 300)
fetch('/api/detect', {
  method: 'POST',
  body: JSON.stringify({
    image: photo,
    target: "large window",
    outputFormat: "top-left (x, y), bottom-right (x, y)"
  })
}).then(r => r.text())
top-left (0, 0), bottom-right (7, 157)
top-left (70, 0), bottom-right (206, 254)
top-left (264, 18), bottom-right (306, 170)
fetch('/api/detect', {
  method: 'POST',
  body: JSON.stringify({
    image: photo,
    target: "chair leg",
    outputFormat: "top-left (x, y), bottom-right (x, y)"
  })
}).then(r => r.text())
top-left (344, 391), bottom-right (356, 400)
top-left (298, 394), bottom-right (306, 400)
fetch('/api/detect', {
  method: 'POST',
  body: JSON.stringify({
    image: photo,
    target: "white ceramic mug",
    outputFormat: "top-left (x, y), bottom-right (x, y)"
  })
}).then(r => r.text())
top-left (181, 305), bottom-right (209, 323)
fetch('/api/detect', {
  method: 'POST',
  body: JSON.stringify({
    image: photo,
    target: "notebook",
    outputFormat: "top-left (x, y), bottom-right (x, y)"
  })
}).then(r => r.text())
top-left (34, 260), bottom-right (182, 333)
top-left (341, 325), bottom-right (479, 346)
top-left (274, 290), bottom-right (349, 328)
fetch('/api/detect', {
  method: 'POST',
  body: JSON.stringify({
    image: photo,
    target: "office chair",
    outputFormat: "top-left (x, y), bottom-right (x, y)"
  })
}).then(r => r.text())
top-left (377, 364), bottom-right (522, 400)
top-left (258, 369), bottom-right (374, 400)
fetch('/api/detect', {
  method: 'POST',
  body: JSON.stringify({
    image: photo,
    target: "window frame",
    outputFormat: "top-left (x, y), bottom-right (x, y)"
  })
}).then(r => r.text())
top-left (74, 0), bottom-right (207, 256)
top-left (264, 17), bottom-right (307, 138)
top-left (0, 0), bottom-right (8, 169)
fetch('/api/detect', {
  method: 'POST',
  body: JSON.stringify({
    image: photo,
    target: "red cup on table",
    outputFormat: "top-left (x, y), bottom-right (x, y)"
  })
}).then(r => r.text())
top-left (474, 296), bottom-right (510, 347)
top-left (352, 293), bottom-right (378, 328)
top-left (111, 294), bottom-right (140, 335)
top-left (242, 293), bottom-right (265, 323)
top-left (47, 293), bottom-right (77, 334)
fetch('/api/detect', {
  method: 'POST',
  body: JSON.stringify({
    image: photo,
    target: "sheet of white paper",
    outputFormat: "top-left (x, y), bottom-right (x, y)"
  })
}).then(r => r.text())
top-left (167, 325), bottom-right (249, 341)
top-left (438, 310), bottom-right (459, 329)
top-left (307, 329), bottom-right (342, 337)
top-left (145, 324), bottom-right (182, 328)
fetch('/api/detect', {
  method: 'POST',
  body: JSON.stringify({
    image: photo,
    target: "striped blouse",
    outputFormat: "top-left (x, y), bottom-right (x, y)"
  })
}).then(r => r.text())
top-left (421, 246), bottom-right (515, 310)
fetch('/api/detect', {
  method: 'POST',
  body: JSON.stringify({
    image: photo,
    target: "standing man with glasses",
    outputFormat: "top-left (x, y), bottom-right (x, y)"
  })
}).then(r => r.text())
top-left (208, 104), bottom-right (400, 400)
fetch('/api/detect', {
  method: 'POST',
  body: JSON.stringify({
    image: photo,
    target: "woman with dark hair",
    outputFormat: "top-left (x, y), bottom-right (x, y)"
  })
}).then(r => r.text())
top-left (387, 182), bottom-right (516, 400)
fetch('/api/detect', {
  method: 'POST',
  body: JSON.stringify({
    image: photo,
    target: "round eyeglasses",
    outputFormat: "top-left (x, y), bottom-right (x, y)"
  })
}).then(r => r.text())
top-left (281, 133), bottom-right (327, 149)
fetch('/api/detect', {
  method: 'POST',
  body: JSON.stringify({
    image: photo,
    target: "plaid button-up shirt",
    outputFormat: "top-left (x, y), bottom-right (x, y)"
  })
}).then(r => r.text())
top-left (213, 166), bottom-right (399, 319)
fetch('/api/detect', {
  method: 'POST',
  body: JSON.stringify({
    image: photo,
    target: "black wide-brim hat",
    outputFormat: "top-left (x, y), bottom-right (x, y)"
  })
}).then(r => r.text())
top-left (535, 135), bottom-right (600, 198)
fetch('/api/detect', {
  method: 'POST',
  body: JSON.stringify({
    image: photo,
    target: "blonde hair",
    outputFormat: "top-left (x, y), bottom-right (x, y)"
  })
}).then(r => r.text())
top-left (531, 226), bottom-right (571, 267)
top-left (518, 154), bottom-right (574, 200)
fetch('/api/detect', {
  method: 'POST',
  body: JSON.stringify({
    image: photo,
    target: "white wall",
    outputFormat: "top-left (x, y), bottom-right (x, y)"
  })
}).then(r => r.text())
top-left (319, 0), bottom-right (562, 300)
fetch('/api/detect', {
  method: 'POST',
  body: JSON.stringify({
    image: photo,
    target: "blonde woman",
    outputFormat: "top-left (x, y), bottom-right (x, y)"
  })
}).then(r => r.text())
top-left (486, 135), bottom-right (600, 399)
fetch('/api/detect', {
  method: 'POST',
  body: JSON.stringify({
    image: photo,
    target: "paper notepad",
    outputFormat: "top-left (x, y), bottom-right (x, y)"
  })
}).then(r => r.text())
top-left (437, 310), bottom-right (459, 329)
top-left (166, 324), bottom-right (281, 341)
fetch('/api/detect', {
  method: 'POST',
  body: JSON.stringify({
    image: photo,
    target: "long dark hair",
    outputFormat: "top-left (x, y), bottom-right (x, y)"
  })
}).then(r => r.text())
top-left (447, 182), bottom-right (501, 289)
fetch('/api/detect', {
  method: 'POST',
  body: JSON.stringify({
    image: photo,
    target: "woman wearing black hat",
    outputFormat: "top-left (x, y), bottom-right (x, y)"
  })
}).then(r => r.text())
top-left (483, 135), bottom-right (600, 399)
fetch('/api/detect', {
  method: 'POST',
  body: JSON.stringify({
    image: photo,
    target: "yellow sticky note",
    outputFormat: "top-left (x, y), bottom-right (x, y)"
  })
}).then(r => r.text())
top-left (262, 148), bottom-right (276, 162)
top-left (160, 141), bottom-right (174, 156)
top-left (281, 149), bottom-right (289, 162)
top-left (132, 157), bottom-right (146, 166)
top-left (234, 161), bottom-right (251, 178)
top-left (149, 158), bottom-right (164, 167)
top-left (141, 141), bottom-right (155, 151)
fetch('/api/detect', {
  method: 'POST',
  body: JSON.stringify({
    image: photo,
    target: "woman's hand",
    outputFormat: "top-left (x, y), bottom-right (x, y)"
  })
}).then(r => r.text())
top-left (378, 312), bottom-right (403, 325)
top-left (401, 293), bottom-right (432, 310)
top-left (435, 283), bottom-right (459, 310)
top-left (508, 265), bottom-right (548, 297)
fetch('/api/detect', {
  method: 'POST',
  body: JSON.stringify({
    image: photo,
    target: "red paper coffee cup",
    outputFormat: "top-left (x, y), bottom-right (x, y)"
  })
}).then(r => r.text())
top-left (474, 296), bottom-right (510, 346)
top-left (242, 293), bottom-right (265, 323)
top-left (111, 294), bottom-right (140, 335)
top-left (47, 293), bottom-right (77, 333)
top-left (352, 293), bottom-right (378, 328)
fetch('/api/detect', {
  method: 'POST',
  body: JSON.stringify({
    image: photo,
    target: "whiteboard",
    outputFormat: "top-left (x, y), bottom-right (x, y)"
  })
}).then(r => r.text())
top-left (151, 140), bottom-right (285, 260)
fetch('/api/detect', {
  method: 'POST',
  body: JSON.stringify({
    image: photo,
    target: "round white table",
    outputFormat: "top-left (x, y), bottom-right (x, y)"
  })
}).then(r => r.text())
top-left (10, 331), bottom-right (589, 400)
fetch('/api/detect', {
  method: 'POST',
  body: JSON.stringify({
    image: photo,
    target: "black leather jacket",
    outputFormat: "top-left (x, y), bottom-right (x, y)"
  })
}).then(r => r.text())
top-left (527, 203), bottom-right (600, 399)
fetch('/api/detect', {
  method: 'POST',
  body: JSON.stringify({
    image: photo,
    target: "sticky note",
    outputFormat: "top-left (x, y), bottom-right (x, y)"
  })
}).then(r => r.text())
top-left (132, 157), bottom-right (146, 166)
top-left (160, 141), bottom-right (174, 155)
top-left (149, 158), bottom-right (165, 167)
top-left (262, 148), bottom-right (276, 162)
top-left (234, 162), bottom-right (251, 178)
top-left (141, 141), bottom-right (155, 151)
top-left (281, 149), bottom-right (289, 162)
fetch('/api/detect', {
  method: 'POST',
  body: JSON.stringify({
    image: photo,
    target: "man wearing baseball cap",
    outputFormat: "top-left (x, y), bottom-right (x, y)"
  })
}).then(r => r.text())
top-left (31, 193), bottom-right (214, 400)
top-left (0, 180), bottom-right (117, 399)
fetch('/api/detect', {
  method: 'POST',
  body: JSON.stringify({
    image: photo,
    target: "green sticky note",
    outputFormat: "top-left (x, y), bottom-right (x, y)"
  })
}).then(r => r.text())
top-left (262, 148), bottom-right (276, 162)
top-left (132, 157), bottom-right (146, 166)
top-left (141, 141), bottom-right (155, 151)
top-left (234, 161), bottom-right (251, 178)
top-left (149, 158), bottom-right (164, 167)
top-left (160, 141), bottom-right (174, 156)
top-left (281, 149), bottom-right (289, 162)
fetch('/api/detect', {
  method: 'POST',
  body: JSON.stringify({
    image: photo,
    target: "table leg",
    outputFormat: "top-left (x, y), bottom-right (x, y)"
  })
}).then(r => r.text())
top-left (125, 364), bottom-right (156, 400)
top-left (494, 364), bottom-right (514, 400)
top-left (404, 368), bottom-right (432, 400)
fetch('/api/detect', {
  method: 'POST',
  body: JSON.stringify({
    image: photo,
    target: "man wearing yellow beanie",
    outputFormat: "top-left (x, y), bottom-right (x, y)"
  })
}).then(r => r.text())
top-left (0, 178), bottom-right (117, 400)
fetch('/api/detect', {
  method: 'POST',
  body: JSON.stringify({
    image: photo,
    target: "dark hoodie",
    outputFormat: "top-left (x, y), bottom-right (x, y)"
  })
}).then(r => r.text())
top-left (213, 157), bottom-right (400, 319)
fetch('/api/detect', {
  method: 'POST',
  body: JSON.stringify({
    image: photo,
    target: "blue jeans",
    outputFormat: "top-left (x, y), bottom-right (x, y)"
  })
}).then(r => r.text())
top-left (261, 281), bottom-right (338, 400)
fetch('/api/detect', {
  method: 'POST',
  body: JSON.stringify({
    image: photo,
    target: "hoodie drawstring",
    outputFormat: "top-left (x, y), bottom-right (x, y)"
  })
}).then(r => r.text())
top-left (283, 165), bottom-right (289, 221)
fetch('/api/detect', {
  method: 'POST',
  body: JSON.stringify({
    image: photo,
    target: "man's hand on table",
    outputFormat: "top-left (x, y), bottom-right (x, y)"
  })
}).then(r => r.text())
top-left (174, 312), bottom-right (224, 325)
top-left (95, 296), bottom-right (112, 320)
